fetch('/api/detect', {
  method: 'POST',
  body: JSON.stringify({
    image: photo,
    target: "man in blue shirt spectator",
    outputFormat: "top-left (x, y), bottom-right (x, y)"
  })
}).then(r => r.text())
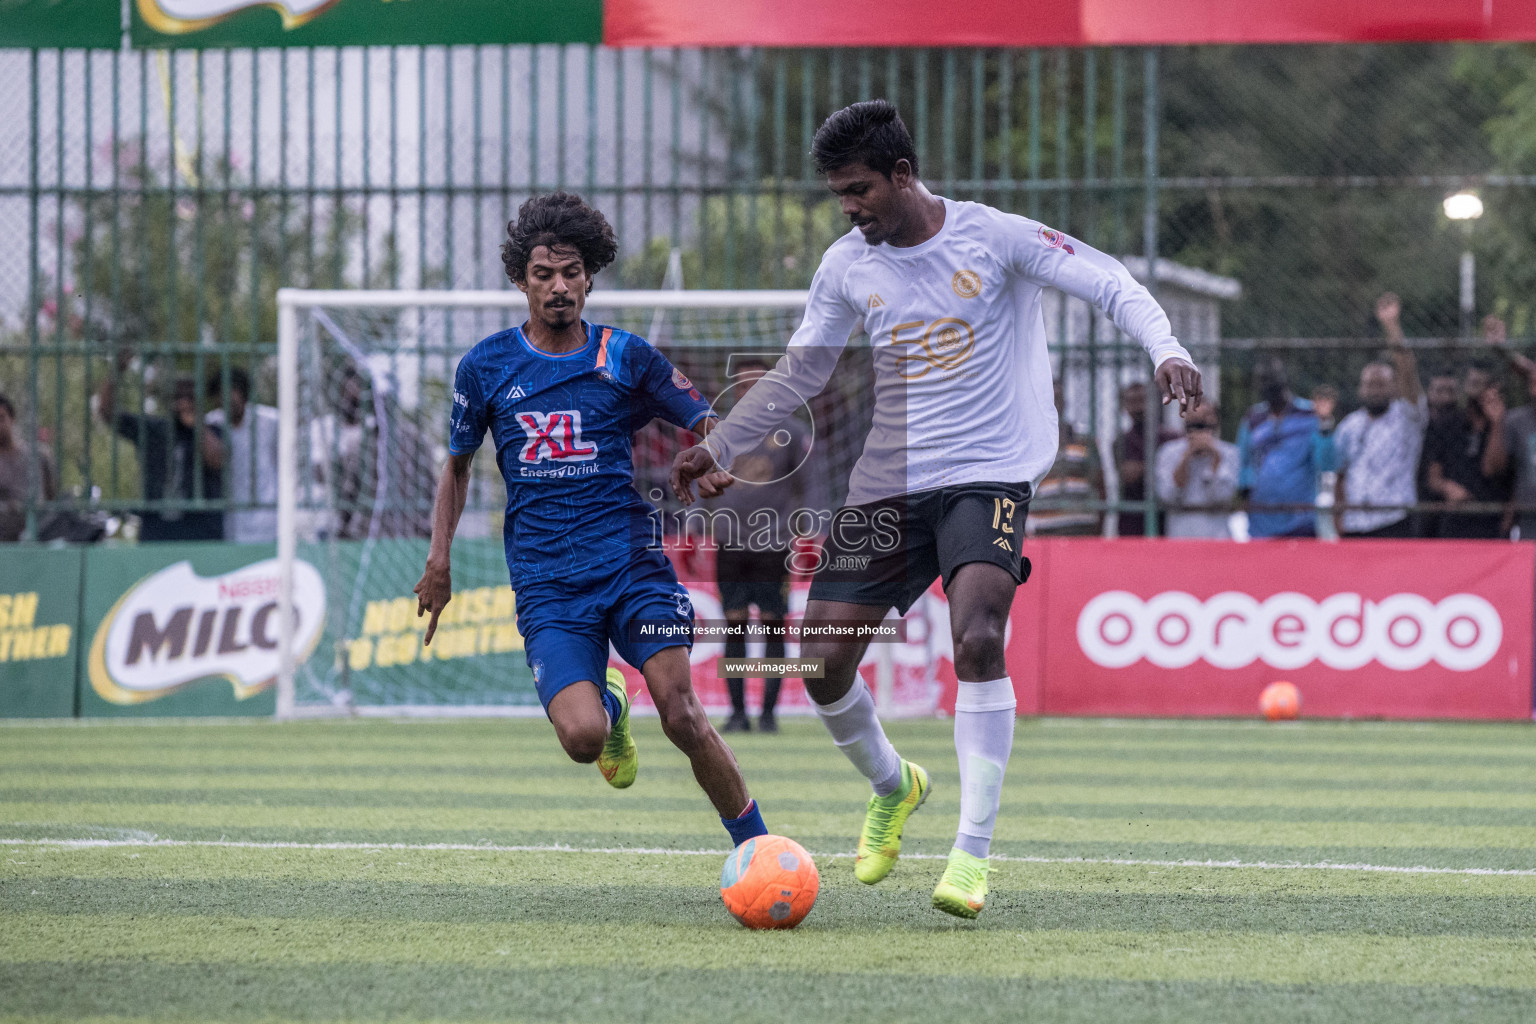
top-left (1237, 357), bottom-right (1335, 538)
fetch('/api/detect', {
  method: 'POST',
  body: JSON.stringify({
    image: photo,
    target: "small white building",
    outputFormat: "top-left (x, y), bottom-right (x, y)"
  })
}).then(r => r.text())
top-left (1042, 256), bottom-right (1242, 534)
top-left (1044, 255), bottom-right (1240, 432)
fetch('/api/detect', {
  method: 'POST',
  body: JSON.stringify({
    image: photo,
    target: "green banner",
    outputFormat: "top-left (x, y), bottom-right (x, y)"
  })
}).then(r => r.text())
top-left (2, 538), bottom-right (532, 719)
top-left (0, 548), bottom-right (82, 719)
top-left (296, 537), bottom-right (536, 710)
top-left (0, 0), bottom-right (120, 47)
top-left (131, 0), bottom-right (601, 47)
top-left (80, 542), bottom-right (291, 718)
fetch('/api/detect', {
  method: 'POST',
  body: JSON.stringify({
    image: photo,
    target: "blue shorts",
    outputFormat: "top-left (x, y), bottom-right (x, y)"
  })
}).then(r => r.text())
top-left (514, 550), bottom-right (695, 710)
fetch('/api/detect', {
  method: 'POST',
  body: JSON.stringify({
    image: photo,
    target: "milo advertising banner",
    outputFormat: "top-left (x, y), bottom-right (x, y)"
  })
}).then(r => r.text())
top-left (0, 549), bottom-right (83, 718)
top-left (1, 538), bottom-right (534, 718)
top-left (81, 544), bottom-right (325, 717)
top-left (132, 0), bottom-right (602, 47)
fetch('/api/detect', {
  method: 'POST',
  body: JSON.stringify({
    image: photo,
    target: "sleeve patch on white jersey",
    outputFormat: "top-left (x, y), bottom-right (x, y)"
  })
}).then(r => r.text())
top-left (1038, 225), bottom-right (1076, 255)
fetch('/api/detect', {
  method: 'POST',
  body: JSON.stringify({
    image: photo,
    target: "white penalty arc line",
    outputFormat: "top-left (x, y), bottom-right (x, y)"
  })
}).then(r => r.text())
top-left (4, 837), bottom-right (1536, 878)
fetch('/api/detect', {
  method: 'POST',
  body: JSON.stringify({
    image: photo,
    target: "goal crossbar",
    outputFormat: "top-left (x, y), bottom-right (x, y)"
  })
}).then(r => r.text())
top-left (275, 288), bottom-right (810, 310)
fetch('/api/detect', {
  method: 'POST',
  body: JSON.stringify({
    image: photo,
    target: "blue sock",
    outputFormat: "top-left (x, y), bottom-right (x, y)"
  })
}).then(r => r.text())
top-left (598, 684), bottom-right (622, 730)
top-left (722, 798), bottom-right (769, 847)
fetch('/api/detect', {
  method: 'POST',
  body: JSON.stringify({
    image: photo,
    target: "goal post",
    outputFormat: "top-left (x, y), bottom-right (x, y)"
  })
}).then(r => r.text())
top-left (273, 288), bottom-right (830, 720)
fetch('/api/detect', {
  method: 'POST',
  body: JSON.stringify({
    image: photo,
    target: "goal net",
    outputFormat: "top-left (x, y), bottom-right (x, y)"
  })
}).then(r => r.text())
top-left (274, 289), bottom-right (898, 718)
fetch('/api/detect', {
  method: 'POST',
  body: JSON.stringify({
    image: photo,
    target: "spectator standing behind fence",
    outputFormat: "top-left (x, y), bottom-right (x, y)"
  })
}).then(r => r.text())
top-left (205, 367), bottom-right (279, 543)
top-left (1481, 316), bottom-right (1536, 540)
top-left (309, 366), bottom-right (435, 540)
top-left (1416, 371), bottom-right (1462, 537)
top-left (705, 358), bottom-right (808, 734)
top-left (0, 392), bottom-right (56, 543)
top-left (1332, 293), bottom-right (1427, 540)
top-left (1421, 329), bottom-right (1510, 538)
top-left (96, 351), bottom-right (225, 542)
top-left (1236, 357), bottom-right (1335, 538)
top-left (1154, 400), bottom-right (1238, 538)
top-left (1113, 381), bottom-right (1179, 537)
top-left (1027, 379), bottom-right (1104, 537)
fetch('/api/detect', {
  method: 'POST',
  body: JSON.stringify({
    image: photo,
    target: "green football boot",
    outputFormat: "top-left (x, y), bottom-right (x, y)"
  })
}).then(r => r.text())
top-left (931, 847), bottom-right (991, 919)
top-left (596, 669), bottom-right (638, 789)
top-left (854, 760), bottom-right (930, 884)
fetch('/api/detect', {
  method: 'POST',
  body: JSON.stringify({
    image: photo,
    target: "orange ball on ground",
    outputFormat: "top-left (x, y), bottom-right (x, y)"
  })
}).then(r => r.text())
top-left (1260, 681), bottom-right (1301, 720)
top-left (720, 834), bottom-right (819, 930)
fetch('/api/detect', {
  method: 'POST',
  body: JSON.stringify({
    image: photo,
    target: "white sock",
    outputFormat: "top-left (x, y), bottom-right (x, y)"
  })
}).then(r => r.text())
top-left (953, 677), bottom-right (1016, 859)
top-left (814, 682), bottom-right (903, 796)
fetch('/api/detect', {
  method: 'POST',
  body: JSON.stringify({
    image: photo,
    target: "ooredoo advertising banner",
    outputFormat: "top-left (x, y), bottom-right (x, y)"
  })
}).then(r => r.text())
top-left (612, 574), bottom-right (965, 717)
top-left (1041, 539), bottom-right (1534, 720)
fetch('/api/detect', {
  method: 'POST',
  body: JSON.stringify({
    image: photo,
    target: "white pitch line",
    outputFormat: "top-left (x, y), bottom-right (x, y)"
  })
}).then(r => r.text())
top-left (4, 837), bottom-right (1536, 877)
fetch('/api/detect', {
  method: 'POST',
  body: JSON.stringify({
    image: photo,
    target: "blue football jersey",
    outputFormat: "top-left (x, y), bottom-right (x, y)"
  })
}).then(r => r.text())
top-left (449, 320), bottom-right (713, 586)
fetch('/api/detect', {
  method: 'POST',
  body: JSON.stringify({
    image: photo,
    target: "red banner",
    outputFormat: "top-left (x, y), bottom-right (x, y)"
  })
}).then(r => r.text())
top-left (604, 0), bottom-right (1536, 48)
top-left (610, 544), bottom-right (969, 715)
top-left (1039, 539), bottom-right (1534, 720)
top-left (612, 538), bottom-right (1532, 721)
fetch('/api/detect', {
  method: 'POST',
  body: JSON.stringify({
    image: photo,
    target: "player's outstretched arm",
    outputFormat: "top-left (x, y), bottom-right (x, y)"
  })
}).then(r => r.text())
top-left (414, 450), bottom-right (474, 645)
top-left (1008, 212), bottom-right (1201, 414)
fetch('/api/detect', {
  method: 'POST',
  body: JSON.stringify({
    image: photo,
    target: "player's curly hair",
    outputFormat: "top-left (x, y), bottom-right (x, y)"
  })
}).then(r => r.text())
top-left (812, 100), bottom-right (919, 179)
top-left (501, 191), bottom-right (618, 286)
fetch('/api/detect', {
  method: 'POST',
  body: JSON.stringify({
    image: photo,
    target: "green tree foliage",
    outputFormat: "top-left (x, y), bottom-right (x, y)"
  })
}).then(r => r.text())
top-left (640, 45), bottom-right (1534, 345)
top-left (1159, 44), bottom-right (1512, 340)
top-left (1451, 44), bottom-right (1536, 337)
top-left (3, 140), bottom-right (399, 505)
top-left (68, 141), bottom-right (399, 359)
top-left (620, 191), bottom-right (847, 290)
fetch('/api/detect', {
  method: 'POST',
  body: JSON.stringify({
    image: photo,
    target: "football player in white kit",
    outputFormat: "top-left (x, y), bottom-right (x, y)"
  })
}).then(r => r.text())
top-left (672, 100), bottom-right (1202, 918)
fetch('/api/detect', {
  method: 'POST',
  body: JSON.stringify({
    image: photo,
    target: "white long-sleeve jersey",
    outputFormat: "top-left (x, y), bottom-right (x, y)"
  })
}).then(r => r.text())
top-left (702, 196), bottom-right (1193, 507)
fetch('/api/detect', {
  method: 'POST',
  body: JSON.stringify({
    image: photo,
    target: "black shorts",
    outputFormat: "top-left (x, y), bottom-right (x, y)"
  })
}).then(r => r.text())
top-left (715, 546), bottom-right (791, 617)
top-left (807, 481), bottom-right (1032, 615)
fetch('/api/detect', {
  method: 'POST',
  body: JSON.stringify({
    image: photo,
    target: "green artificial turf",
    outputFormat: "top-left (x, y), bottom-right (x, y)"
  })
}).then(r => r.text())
top-left (3, 715), bottom-right (1536, 1022)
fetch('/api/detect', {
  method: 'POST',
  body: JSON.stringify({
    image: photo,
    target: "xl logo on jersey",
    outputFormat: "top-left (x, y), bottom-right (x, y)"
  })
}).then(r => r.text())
top-left (517, 411), bottom-right (598, 464)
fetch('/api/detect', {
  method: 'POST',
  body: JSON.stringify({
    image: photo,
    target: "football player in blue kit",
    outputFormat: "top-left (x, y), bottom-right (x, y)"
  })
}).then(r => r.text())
top-left (413, 192), bottom-right (769, 848)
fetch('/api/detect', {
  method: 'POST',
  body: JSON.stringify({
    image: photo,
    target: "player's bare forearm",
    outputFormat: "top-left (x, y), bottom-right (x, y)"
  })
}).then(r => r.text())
top-left (429, 452), bottom-right (474, 555)
top-left (415, 451), bottom-right (474, 644)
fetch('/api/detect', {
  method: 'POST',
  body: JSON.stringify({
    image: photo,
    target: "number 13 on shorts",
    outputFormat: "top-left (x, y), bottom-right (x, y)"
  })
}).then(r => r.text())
top-left (992, 497), bottom-right (1017, 533)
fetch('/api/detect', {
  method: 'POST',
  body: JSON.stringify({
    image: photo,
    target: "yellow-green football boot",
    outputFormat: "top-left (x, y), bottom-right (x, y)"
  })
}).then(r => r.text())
top-left (854, 759), bottom-right (930, 884)
top-left (596, 669), bottom-right (638, 789)
top-left (931, 847), bottom-right (990, 919)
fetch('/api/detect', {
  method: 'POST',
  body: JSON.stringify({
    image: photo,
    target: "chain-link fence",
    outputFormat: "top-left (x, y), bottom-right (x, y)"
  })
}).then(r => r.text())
top-left (1, 43), bottom-right (1534, 540)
